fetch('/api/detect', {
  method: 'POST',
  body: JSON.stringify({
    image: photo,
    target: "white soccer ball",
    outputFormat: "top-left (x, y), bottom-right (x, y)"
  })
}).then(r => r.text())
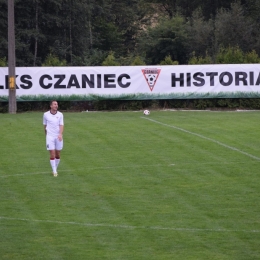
top-left (143, 109), bottom-right (150, 115)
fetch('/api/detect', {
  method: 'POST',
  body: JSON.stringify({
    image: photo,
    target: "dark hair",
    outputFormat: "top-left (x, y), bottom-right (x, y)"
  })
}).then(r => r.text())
top-left (50, 100), bottom-right (58, 105)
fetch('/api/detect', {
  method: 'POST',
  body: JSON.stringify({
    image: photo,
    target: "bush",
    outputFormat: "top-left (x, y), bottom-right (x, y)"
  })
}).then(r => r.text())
top-left (0, 57), bottom-right (7, 67)
top-left (130, 56), bottom-right (146, 65)
top-left (0, 103), bottom-right (8, 112)
top-left (102, 52), bottom-right (120, 66)
top-left (160, 55), bottom-right (179, 65)
top-left (42, 54), bottom-right (67, 66)
top-left (1, 99), bottom-right (260, 113)
top-left (188, 52), bottom-right (212, 64)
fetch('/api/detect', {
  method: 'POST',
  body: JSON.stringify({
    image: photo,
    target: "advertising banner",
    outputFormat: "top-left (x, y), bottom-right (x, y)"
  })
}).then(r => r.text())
top-left (0, 64), bottom-right (260, 101)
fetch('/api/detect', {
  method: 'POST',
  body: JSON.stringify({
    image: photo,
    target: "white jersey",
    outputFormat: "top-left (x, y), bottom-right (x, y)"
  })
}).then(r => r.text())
top-left (43, 111), bottom-right (64, 137)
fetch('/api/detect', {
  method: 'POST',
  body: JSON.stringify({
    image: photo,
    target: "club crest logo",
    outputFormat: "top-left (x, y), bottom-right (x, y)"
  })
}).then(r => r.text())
top-left (142, 68), bottom-right (161, 91)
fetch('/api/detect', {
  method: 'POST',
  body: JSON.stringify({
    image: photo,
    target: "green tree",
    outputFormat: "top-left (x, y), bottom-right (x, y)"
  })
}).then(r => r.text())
top-left (102, 52), bottom-right (120, 66)
top-left (214, 2), bottom-right (255, 53)
top-left (244, 0), bottom-right (260, 54)
top-left (1, 0), bottom-right (260, 67)
top-left (13, 0), bottom-right (39, 66)
top-left (201, 0), bottom-right (232, 19)
top-left (142, 0), bottom-right (233, 19)
top-left (139, 16), bottom-right (188, 64)
top-left (188, 52), bottom-right (212, 64)
top-left (92, 20), bottom-right (123, 52)
top-left (40, 0), bottom-right (92, 65)
top-left (0, 57), bottom-right (6, 66)
top-left (160, 55), bottom-right (178, 65)
top-left (186, 8), bottom-right (214, 59)
top-left (130, 56), bottom-right (146, 65)
top-left (104, 0), bottom-right (148, 55)
top-left (0, 1), bottom-right (7, 61)
top-left (243, 0), bottom-right (260, 21)
top-left (216, 46), bottom-right (244, 64)
top-left (244, 50), bottom-right (260, 63)
top-left (82, 49), bottom-right (108, 66)
top-left (216, 46), bottom-right (260, 64)
top-left (116, 55), bottom-right (146, 65)
top-left (42, 53), bottom-right (66, 66)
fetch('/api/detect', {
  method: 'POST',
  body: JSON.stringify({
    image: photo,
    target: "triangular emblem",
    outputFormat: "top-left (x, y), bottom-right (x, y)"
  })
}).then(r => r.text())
top-left (142, 68), bottom-right (161, 91)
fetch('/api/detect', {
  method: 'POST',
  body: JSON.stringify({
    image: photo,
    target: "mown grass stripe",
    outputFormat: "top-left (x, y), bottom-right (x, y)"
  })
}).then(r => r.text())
top-left (142, 116), bottom-right (260, 161)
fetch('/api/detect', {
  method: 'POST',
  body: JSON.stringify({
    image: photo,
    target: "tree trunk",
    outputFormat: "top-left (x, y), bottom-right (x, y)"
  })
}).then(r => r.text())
top-left (69, 0), bottom-right (73, 64)
top-left (33, 0), bottom-right (38, 66)
top-left (88, 0), bottom-right (93, 49)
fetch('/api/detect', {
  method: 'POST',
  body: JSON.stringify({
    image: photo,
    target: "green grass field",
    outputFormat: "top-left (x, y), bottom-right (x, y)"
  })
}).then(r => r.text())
top-left (0, 110), bottom-right (260, 260)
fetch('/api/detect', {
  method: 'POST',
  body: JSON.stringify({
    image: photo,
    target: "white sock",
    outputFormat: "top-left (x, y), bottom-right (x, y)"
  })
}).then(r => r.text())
top-left (55, 158), bottom-right (60, 170)
top-left (50, 159), bottom-right (57, 173)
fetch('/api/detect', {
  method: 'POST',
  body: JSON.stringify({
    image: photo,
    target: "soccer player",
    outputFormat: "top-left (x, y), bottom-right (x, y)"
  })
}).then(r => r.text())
top-left (43, 100), bottom-right (64, 177)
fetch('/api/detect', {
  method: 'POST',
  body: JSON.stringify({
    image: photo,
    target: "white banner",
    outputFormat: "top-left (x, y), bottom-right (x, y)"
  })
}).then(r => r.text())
top-left (0, 64), bottom-right (260, 101)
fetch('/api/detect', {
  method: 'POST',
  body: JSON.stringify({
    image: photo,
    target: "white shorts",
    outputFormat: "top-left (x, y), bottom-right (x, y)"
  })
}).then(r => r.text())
top-left (46, 135), bottom-right (63, 151)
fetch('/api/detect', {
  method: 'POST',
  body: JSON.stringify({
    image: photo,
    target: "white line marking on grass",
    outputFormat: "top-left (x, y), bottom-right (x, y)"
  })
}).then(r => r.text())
top-left (0, 170), bottom-right (73, 178)
top-left (0, 171), bottom-right (52, 177)
top-left (0, 161), bottom-right (253, 178)
top-left (84, 164), bottom-right (164, 169)
top-left (0, 165), bottom-right (165, 178)
top-left (0, 216), bottom-right (259, 233)
top-left (141, 117), bottom-right (260, 161)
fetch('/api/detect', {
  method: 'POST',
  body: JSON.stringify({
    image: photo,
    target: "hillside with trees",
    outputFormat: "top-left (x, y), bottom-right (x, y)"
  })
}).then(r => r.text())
top-left (0, 0), bottom-right (260, 66)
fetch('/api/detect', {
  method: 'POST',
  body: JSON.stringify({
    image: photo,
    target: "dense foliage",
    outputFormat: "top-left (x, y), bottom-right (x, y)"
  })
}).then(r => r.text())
top-left (1, 0), bottom-right (260, 66)
top-left (1, 98), bottom-right (260, 113)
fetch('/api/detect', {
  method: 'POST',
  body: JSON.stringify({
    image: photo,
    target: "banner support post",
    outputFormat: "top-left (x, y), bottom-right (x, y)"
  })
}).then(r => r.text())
top-left (8, 0), bottom-right (17, 114)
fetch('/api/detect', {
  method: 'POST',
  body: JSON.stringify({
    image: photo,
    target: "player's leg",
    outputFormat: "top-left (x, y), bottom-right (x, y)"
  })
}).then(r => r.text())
top-left (49, 150), bottom-right (58, 176)
top-left (55, 150), bottom-right (61, 170)
top-left (54, 138), bottom-right (63, 173)
top-left (47, 136), bottom-right (58, 176)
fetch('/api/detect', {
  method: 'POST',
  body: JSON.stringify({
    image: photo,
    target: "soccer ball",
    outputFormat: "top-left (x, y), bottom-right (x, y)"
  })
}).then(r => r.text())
top-left (143, 109), bottom-right (150, 115)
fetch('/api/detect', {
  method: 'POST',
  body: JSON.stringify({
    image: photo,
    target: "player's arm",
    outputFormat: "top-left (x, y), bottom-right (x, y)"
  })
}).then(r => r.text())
top-left (58, 125), bottom-right (64, 141)
top-left (43, 114), bottom-right (47, 135)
